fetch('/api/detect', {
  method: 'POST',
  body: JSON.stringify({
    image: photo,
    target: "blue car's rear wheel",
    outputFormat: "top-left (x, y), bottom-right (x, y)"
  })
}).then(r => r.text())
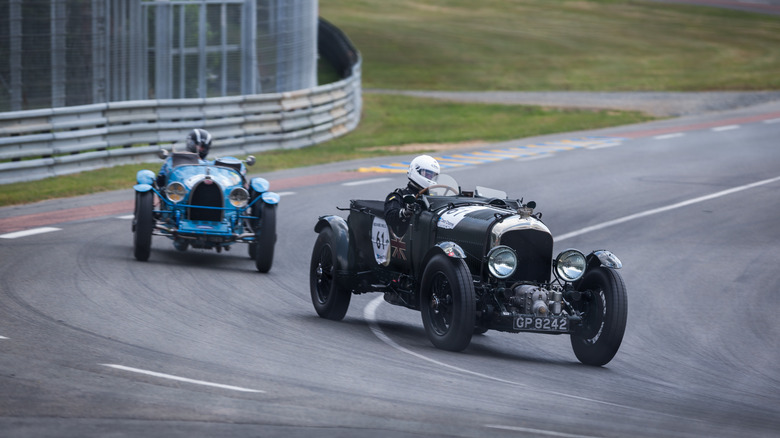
top-left (310, 227), bottom-right (350, 320)
top-left (133, 191), bottom-right (154, 261)
top-left (420, 254), bottom-right (475, 351)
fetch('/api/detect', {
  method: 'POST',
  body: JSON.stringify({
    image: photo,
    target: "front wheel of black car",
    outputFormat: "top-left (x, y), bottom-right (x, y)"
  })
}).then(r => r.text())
top-left (420, 254), bottom-right (475, 352)
top-left (570, 267), bottom-right (627, 366)
top-left (133, 191), bottom-right (154, 261)
top-left (310, 228), bottom-right (351, 320)
top-left (253, 203), bottom-right (276, 273)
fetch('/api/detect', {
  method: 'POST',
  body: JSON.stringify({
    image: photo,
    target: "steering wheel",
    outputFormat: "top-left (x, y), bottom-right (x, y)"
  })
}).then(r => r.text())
top-left (418, 184), bottom-right (458, 196)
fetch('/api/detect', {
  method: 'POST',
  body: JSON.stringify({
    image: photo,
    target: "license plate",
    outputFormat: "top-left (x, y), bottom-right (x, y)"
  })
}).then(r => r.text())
top-left (514, 315), bottom-right (569, 332)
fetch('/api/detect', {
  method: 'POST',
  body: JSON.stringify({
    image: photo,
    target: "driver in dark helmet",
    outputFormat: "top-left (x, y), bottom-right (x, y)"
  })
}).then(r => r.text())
top-left (185, 128), bottom-right (212, 160)
top-left (157, 129), bottom-right (212, 186)
top-left (384, 155), bottom-right (440, 236)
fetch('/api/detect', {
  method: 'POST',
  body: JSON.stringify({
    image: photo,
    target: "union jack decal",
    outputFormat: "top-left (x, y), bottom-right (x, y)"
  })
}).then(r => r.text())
top-left (390, 235), bottom-right (407, 260)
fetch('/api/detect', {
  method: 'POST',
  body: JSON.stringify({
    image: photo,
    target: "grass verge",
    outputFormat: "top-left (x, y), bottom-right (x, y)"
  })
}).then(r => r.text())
top-left (320, 0), bottom-right (780, 91)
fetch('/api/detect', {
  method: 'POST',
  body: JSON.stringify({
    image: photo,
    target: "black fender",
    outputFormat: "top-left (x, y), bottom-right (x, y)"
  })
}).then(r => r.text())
top-left (586, 249), bottom-right (623, 270)
top-left (314, 215), bottom-right (351, 276)
top-left (419, 241), bottom-right (467, 274)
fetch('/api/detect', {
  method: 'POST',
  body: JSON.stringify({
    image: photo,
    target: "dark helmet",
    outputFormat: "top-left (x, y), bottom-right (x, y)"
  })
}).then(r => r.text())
top-left (186, 129), bottom-right (212, 159)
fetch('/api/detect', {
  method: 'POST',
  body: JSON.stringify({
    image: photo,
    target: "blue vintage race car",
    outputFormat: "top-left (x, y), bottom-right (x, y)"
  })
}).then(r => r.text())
top-left (132, 151), bottom-right (279, 272)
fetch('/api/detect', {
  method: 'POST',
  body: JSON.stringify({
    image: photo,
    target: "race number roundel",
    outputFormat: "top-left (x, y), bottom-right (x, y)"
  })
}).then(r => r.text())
top-left (372, 217), bottom-right (391, 266)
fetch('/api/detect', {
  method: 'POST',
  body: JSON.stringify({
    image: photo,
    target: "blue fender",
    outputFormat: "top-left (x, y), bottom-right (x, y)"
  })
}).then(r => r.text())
top-left (133, 183), bottom-right (153, 192)
top-left (314, 215), bottom-right (351, 279)
top-left (261, 191), bottom-right (280, 205)
top-left (136, 169), bottom-right (155, 185)
top-left (250, 177), bottom-right (270, 193)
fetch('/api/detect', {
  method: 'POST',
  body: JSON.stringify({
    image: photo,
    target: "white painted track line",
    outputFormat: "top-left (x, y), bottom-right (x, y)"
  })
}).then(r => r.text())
top-left (485, 424), bottom-right (602, 438)
top-left (0, 227), bottom-right (61, 239)
top-left (342, 177), bottom-right (392, 186)
top-left (557, 175), bottom-right (780, 241)
top-left (101, 364), bottom-right (265, 393)
top-left (654, 133), bottom-right (684, 140)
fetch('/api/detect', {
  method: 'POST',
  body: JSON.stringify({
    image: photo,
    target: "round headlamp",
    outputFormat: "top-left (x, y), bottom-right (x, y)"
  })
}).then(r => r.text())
top-left (487, 245), bottom-right (517, 279)
top-left (166, 181), bottom-right (187, 203)
top-left (554, 249), bottom-right (587, 282)
top-left (229, 187), bottom-right (249, 208)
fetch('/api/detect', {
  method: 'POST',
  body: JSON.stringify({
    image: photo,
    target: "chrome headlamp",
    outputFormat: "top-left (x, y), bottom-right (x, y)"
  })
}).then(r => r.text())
top-left (229, 187), bottom-right (249, 208)
top-left (166, 181), bottom-right (187, 203)
top-left (553, 249), bottom-right (587, 282)
top-left (487, 245), bottom-right (517, 279)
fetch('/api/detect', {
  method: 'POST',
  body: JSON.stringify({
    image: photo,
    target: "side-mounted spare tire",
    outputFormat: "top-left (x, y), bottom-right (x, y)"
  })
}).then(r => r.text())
top-left (310, 227), bottom-right (351, 320)
top-left (133, 191), bottom-right (154, 261)
top-left (419, 254), bottom-right (475, 351)
top-left (570, 266), bottom-right (627, 366)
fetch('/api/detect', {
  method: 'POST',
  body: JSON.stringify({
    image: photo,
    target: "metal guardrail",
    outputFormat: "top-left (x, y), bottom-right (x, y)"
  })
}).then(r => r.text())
top-left (0, 61), bottom-right (361, 184)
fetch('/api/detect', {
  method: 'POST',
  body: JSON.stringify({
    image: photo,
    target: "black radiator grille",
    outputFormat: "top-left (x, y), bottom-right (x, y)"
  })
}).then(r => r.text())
top-left (500, 229), bottom-right (553, 283)
top-left (189, 182), bottom-right (223, 221)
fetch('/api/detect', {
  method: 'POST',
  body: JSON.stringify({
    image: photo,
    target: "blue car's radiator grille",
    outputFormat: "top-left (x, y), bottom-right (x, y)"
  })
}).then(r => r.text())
top-left (189, 182), bottom-right (223, 221)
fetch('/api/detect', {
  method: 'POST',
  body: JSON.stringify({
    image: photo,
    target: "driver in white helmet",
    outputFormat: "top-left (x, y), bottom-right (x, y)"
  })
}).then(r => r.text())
top-left (384, 155), bottom-right (440, 236)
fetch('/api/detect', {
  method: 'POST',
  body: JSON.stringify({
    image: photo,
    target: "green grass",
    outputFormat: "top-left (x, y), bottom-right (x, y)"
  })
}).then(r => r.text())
top-left (4, 0), bottom-right (779, 206)
top-left (0, 94), bottom-right (652, 207)
top-left (321, 0), bottom-right (780, 91)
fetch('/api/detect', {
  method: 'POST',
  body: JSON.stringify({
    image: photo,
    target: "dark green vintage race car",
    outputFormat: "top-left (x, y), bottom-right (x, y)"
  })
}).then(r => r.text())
top-left (310, 174), bottom-right (627, 366)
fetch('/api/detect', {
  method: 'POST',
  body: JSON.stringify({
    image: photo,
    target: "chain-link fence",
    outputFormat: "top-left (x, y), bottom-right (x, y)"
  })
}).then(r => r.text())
top-left (0, 0), bottom-right (318, 112)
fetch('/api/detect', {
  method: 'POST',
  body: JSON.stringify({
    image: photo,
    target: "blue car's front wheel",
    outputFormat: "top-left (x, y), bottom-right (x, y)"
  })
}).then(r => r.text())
top-left (133, 191), bottom-right (154, 261)
top-left (252, 203), bottom-right (276, 273)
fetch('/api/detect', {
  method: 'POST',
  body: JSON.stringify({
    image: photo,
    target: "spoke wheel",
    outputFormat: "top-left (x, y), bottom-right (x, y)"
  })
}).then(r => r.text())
top-left (570, 267), bottom-right (627, 366)
top-left (420, 254), bottom-right (475, 351)
top-left (310, 228), bottom-right (350, 320)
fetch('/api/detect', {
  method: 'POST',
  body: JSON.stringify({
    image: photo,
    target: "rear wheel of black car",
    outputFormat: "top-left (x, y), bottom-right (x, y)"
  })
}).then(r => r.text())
top-left (253, 203), bottom-right (276, 273)
top-left (420, 254), bottom-right (475, 351)
top-left (310, 227), bottom-right (351, 320)
top-left (570, 267), bottom-right (627, 366)
top-left (133, 191), bottom-right (154, 261)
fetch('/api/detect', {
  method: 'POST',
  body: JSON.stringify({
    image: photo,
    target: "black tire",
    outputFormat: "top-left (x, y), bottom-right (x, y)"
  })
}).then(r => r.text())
top-left (570, 267), bottom-right (627, 366)
top-left (133, 191), bottom-right (154, 261)
top-left (253, 203), bottom-right (276, 273)
top-left (248, 202), bottom-right (260, 259)
top-left (310, 227), bottom-right (351, 320)
top-left (419, 254), bottom-right (475, 351)
top-left (248, 239), bottom-right (257, 259)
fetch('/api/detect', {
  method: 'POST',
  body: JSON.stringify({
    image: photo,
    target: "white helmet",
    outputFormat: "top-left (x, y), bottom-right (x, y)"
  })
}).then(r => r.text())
top-left (407, 155), bottom-right (440, 189)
